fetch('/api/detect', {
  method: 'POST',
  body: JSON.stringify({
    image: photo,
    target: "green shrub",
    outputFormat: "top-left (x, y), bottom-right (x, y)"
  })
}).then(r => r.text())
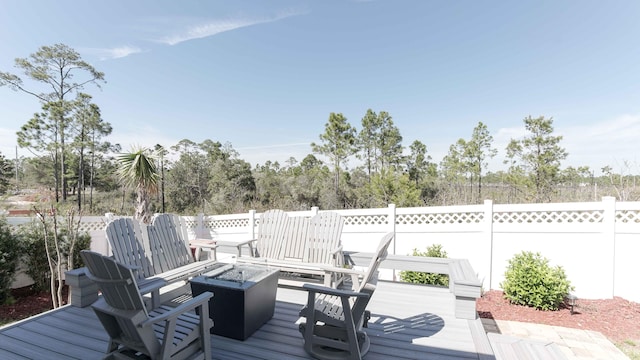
top-left (17, 219), bottom-right (92, 292)
top-left (18, 220), bottom-right (54, 291)
top-left (0, 217), bottom-right (23, 304)
top-left (400, 244), bottom-right (449, 287)
top-left (500, 251), bottom-right (573, 311)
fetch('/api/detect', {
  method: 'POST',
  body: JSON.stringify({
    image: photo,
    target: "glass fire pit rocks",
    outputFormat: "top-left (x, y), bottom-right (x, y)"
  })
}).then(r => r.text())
top-left (190, 263), bottom-right (279, 340)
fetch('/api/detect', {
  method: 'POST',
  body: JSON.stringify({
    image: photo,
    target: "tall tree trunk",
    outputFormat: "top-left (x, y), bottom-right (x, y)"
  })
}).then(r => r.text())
top-left (77, 149), bottom-right (84, 211)
top-left (53, 151), bottom-right (60, 203)
top-left (89, 133), bottom-right (96, 212)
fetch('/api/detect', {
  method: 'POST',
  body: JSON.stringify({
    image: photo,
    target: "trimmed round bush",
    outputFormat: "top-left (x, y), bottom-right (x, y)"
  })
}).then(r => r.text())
top-left (400, 244), bottom-right (449, 287)
top-left (500, 251), bottom-right (573, 311)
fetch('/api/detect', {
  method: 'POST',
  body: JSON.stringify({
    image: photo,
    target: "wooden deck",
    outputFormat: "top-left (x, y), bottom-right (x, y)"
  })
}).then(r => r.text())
top-left (0, 281), bottom-right (494, 359)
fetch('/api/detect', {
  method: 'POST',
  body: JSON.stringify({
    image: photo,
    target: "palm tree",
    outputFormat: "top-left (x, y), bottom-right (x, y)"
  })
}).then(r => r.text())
top-left (117, 148), bottom-right (159, 224)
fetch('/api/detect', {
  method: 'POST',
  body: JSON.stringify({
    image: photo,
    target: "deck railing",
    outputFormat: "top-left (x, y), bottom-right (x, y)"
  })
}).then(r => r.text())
top-left (7, 196), bottom-right (640, 302)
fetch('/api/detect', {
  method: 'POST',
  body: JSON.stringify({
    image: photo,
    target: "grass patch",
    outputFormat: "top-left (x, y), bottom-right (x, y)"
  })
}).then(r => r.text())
top-left (618, 340), bottom-right (640, 360)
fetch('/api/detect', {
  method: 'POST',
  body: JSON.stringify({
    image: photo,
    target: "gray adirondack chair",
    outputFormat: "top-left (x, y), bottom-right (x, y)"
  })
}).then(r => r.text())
top-left (298, 232), bottom-right (394, 360)
top-left (149, 213), bottom-right (218, 271)
top-left (80, 250), bottom-right (213, 360)
top-left (105, 217), bottom-right (155, 280)
top-left (105, 217), bottom-right (217, 308)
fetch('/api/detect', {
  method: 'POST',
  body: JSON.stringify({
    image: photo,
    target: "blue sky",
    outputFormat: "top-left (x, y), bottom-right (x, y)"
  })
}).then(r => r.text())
top-left (1, 0), bottom-right (639, 174)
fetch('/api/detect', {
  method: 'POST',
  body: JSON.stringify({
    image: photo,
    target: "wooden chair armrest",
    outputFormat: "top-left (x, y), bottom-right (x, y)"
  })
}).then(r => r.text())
top-left (302, 283), bottom-right (369, 299)
top-left (235, 238), bottom-right (257, 247)
top-left (330, 246), bottom-right (345, 267)
top-left (137, 278), bottom-right (168, 295)
top-left (192, 243), bottom-right (218, 250)
top-left (319, 265), bottom-right (366, 276)
top-left (190, 239), bottom-right (217, 248)
top-left (142, 292), bottom-right (213, 325)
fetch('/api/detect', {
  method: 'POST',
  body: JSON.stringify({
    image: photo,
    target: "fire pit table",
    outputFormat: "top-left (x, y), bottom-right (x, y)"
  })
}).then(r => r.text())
top-left (190, 263), bottom-right (279, 340)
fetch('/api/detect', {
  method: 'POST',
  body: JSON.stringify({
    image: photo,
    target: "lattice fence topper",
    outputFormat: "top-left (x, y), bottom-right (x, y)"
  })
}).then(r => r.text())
top-left (493, 210), bottom-right (603, 223)
top-left (205, 218), bottom-right (249, 229)
top-left (343, 214), bottom-right (389, 226)
top-left (9, 217), bottom-right (107, 232)
top-left (616, 210), bottom-right (640, 223)
top-left (77, 219), bottom-right (107, 232)
top-left (397, 212), bottom-right (484, 225)
top-left (182, 218), bottom-right (198, 230)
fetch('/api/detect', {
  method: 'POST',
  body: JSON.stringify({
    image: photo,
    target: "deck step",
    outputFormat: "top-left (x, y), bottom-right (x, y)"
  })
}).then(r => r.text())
top-left (487, 333), bottom-right (567, 360)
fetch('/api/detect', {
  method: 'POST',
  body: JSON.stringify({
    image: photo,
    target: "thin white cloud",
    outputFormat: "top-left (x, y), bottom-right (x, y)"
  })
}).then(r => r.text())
top-left (236, 142), bottom-right (313, 166)
top-left (83, 46), bottom-right (144, 60)
top-left (563, 114), bottom-right (640, 142)
top-left (236, 142), bottom-right (311, 151)
top-left (558, 114), bottom-right (640, 172)
top-left (159, 9), bottom-right (306, 46)
top-left (491, 114), bottom-right (640, 173)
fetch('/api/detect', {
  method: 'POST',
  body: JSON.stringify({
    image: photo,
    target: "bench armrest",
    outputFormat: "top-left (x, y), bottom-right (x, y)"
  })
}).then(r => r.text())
top-left (142, 292), bottom-right (213, 325)
top-left (236, 238), bottom-right (258, 257)
top-left (302, 283), bottom-right (369, 299)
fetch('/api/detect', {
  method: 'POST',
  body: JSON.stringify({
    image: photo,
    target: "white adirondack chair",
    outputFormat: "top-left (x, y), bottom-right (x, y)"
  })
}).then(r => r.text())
top-left (80, 250), bottom-right (213, 360)
top-left (305, 212), bottom-right (345, 286)
top-left (298, 232), bottom-right (394, 360)
top-left (303, 212), bottom-right (344, 264)
top-left (236, 209), bottom-right (290, 258)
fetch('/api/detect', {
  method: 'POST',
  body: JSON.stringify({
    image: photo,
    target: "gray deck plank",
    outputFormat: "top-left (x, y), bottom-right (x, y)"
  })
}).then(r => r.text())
top-left (0, 328), bottom-right (96, 360)
top-left (20, 321), bottom-right (108, 352)
top-left (0, 349), bottom-right (30, 360)
top-left (0, 281), bottom-right (490, 359)
top-left (0, 335), bottom-right (47, 360)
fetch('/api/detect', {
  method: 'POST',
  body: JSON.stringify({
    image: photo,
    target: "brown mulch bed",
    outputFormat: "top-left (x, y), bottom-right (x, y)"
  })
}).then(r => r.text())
top-left (0, 285), bottom-right (69, 325)
top-left (477, 290), bottom-right (640, 344)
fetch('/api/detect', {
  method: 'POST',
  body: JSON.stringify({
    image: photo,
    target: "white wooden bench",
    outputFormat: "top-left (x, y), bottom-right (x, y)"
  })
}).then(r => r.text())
top-left (346, 251), bottom-right (483, 320)
top-left (236, 211), bottom-right (345, 287)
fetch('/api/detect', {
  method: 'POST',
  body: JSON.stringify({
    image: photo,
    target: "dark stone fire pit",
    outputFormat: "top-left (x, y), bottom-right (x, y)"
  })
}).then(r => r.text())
top-left (190, 263), bottom-right (279, 340)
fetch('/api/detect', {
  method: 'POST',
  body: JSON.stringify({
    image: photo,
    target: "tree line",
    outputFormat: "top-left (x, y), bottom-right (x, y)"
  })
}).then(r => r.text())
top-left (1, 44), bottom-right (639, 218)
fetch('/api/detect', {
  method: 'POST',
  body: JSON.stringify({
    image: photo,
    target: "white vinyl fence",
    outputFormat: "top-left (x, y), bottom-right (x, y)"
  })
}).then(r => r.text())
top-left (180, 197), bottom-right (640, 302)
top-left (7, 197), bottom-right (640, 302)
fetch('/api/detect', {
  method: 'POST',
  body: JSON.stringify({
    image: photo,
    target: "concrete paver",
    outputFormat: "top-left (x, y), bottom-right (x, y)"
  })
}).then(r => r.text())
top-left (481, 319), bottom-right (629, 360)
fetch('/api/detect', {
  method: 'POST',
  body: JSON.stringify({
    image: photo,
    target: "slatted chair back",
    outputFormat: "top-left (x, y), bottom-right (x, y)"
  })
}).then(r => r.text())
top-left (304, 211), bottom-right (344, 265)
top-left (80, 250), bottom-right (159, 355)
top-left (105, 217), bottom-right (156, 279)
top-left (81, 250), bottom-right (147, 311)
top-left (280, 215), bottom-right (311, 261)
top-left (356, 232), bottom-right (394, 292)
top-left (254, 209), bottom-right (290, 258)
top-left (148, 213), bottom-right (194, 274)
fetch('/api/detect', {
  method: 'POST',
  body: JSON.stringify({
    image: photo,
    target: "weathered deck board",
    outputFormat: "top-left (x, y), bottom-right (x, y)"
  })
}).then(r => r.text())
top-left (0, 281), bottom-right (492, 359)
